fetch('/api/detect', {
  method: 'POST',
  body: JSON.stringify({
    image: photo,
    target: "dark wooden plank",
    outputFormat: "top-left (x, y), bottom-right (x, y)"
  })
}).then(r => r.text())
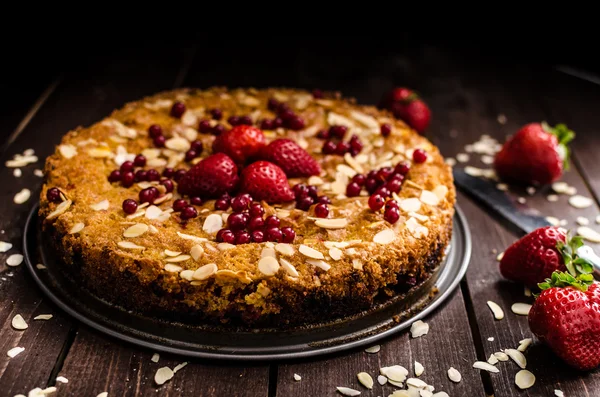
top-left (418, 48), bottom-right (600, 395)
top-left (276, 289), bottom-right (486, 397)
top-left (0, 45), bottom-right (198, 396)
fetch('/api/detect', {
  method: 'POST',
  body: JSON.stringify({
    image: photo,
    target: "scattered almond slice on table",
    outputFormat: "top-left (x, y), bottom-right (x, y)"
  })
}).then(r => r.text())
top-left (447, 367), bottom-right (461, 383)
top-left (569, 195), bottom-right (593, 209)
top-left (34, 314), bottom-right (53, 320)
top-left (7, 346), bottom-right (25, 358)
top-left (293, 373), bottom-right (301, 381)
top-left (410, 320), bottom-right (429, 338)
top-left (364, 345), bottom-right (380, 354)
top-left (515, 369), bottom-right (535, 389)
top-left (357, 372), bottom-right (373, 389)
top-left (511, 302), bottom-right (532, 316)
top-left (472, 361), bottom-right (499, 373)
top-left (505, 348), bottom-right (527, 368)
top-left (6, 253), bottom-right (24, 267)
top-left (487, 301), bottom-right (504, 320)
top-left (14, 188), bottom-right (31, 204)
top-left (11, 314), bottom-right (28, 330)
top-left (336, 386), bottom-right (361, 396)
top-left (0, 241), bottom-right (12, 252)
top-left (154, 366), bottom-right (174, 385)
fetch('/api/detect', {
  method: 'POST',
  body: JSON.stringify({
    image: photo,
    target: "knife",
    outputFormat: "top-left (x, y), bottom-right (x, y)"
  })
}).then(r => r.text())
top-left (452, 168), bottom-right (600, 275)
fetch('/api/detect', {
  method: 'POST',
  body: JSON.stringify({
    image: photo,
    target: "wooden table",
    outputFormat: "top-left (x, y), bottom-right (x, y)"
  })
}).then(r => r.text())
top-left (2, 40), bottom-right (600, 397)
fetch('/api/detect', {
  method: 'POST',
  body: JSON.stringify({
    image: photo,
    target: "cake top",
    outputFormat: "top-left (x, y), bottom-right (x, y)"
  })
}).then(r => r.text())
top-left (40, 87), bottom-right (455, 288)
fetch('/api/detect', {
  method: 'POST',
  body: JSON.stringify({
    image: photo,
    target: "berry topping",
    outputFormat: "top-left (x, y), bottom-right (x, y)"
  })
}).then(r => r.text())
top-left (346, 182), bottom-right (361, 197)
top-left (385, 199), bottom-right (399, 210)
top-left (215, 197), bottom-right (230, 211)
top-left (210, 108), bottom-right (223, 120)
top-left (412, 149), bottom-right (427, 164)
top-left (386, 178), bottom-right (402, 193)
top-left (190, 140), bottom-right (203, 153)
top-left (177, 153), bottom-right (239, 199)
top-left (217, 229), bottom-right (235, 244)
top-left (185, 149), bottom-right (198, 162)
top-left (265, 227), bottom-right (283, 243)
top-left (213, 124), bottom-right (226, 135)
top-left (228, 115), bottom-right (240, 126)
top-left (251, 230), bottom-right (265, 243)
top-left (170, 101), bottom-right (186, 118)
top-left (317, 195), bottom-right (332, 204)
top-left (249, 202), bottom-right (265, 217)
top-left (365, 178), bottom-right (379, 194)
top-left (335, 141), bottom-right (350, 155)
top-left (235, 231), bottom-right (252, 245)
top-left (162, 168), bottom-right (174, 178)
top-left (317, 129), bottom-right (330, 140)
top-left (199, 120), bottom-right (212, 133)
top-left (368, 194), bottom-right (385, 211)
top-left (153, 135), bottom-right (166, 148)
top-left (146, 169), bottom-right (160, 182)
top-left (172, 199), bottom-right (188, 212)
top-left (181, 206), bottom-right (198, 220)
top-left (121, 172), bottom-right (135, 187)
top-left (139, 187), bottom-right (158, 204)
top-left (322, 140), bottom-right (337, 154)
top-left (261, 138), bottom-right (321, 178)
top-left (286, 115), bottom-right (306, 130)
top-left (212, 125), bottom-right (266, 164)
top-left (134, 155), bottom-right (146, 167)
top-left (108, 170), bottom-right (121, 183)
top-left (190, 196), bottom-right (203, 206)
top-left (296, 195), bottom-right (315, 211)
top-left (120, 161), bottom-right (134, 173)
top-left (227, 213), bottom-right (248, 231)
top-left (148, 124), bottom-right (163, 138)
top-left (46, 187), bottom-right (62, 203)
top-left (239, 161), bottom-right (295, 204)
top-left (394, 162), bottom-right (410, 175)
top-left (122, 199), bottom-right (138, 214)
top-left (349, 135), bottom-right (363, 156)
top-left (380, 123), bottom-right (392, 137)
top-left (314, 203), bottom-right (329, 218)
top-left (273, 118), bottom-right (283, 128)
top-left (231, 195), bottom-right (250, 212)
top-left (160, 179), bottom-right (174, 193)
top-left (312, 89), bottom-right (324, 99)
top-left (268, 98), bottom-right (280, 111)
top-left (132, 170), bottom-right (146, 182)
top-left (247, 216), bottom-right (265, 231)
top-left (265, 215), bottom-right (281, 228)
top-left (260, 119), bottom-right (275, 130)
top-left (173, 169), bottom-right (186, 182)
top-left (293, 183), bottom-right (309, 199)
top-left (307, 185), bottom-right (319, 199)
top-left (377, 167), bottom-right (394, 182)
top-left (240, 115), bottom-right (253, 126)
top-left (384, 205), bottom-right (400, 224)
top-left (352, 174), bottom-right (366, 186)
top-left (330, 125), bottom-right (348, 139)
top-left (281, 227), bottom-right (296, 243)
top-left (374, 186), bottom-right (391, 198)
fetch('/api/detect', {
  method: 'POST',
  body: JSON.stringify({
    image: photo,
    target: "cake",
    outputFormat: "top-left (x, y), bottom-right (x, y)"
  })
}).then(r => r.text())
top-left (39, 87), bottom-right (455, 328)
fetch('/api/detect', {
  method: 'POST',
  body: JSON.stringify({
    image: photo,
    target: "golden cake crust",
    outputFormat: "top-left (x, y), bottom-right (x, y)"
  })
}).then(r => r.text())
top-left (39, 87), bottom-right (455, 327)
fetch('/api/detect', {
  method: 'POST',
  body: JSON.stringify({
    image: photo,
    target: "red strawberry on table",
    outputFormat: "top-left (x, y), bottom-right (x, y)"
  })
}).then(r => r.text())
top-left (528, 271), bottom-right (600, 370)
top-left (260, 138), bottom-right (321, 178)
top-left (177, 153), bottom-right (239, 198)
top-left (212, 125), bottom-right (266, 164)
top-left (378, 87), bottom-right (431, 134)
top-left (494, 122), bottom-right (575, 186)
top-left (239, 161), bottom-right (295, 204)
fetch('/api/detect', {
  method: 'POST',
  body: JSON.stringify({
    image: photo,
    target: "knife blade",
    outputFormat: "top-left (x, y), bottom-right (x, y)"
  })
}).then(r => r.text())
top-left (452, 168), bottom-right (551, 235)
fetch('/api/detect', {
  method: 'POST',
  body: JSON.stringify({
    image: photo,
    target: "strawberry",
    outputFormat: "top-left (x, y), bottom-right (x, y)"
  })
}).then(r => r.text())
top-left (529, 271), bottom-right (600, 370)
top-left (177, 153), bottom-right (239, 198)
top-left (239, 161), bottom-right (295, 204)
top-left (260, 138), bottom-right (321, 178)
top-left (212, 125), bottom-right (266, 164)
top-left (378, 87), bottom-right (431, 134)
top-left (494, 122), bottom-right (575, 186)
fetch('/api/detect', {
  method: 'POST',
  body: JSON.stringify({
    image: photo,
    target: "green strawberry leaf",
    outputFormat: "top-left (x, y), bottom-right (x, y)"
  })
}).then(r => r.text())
top-left (557, 230), bottom-right (594, 278)
top-left (538, 270), bottom-right (594, 292)
top-left (541, 121), bottom-right (575, 171)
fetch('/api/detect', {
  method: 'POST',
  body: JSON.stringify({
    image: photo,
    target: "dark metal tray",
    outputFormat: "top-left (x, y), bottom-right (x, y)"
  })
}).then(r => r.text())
top-left (23, 204), bottom-right (471, 361)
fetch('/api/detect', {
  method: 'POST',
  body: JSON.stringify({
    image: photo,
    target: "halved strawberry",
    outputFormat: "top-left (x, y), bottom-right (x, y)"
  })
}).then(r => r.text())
top-left (260, 138), bottom-right (321, 178)
top-left (212, 125), bottom-right (266, 164)
top-left (177, 153), bottom-right (239, 198)
top-left (239, 161), bottom-right (295, 203)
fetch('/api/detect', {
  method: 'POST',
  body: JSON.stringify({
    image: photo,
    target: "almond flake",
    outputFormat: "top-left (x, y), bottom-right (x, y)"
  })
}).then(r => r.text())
top-left (350, 110), bottom-right (380, 131)
top-left (14, 188), bottom-right (31, 204)
top-left (406, 378), bottom-right (428, 389)
top-left (261, 247), bottom-right (276, 258)
top-left (11, 314), bottom-right (28, 330)
top-left (203, 214), bottom-right (223, 234)
top-left (352, 258), bottom-right (363, 270)
top-left (123, 223), bottom-right (148, 238)
top-left (164, 249), bottom-right (181, 257)
top-left (164, 264), bottom-right (183, 272)
top-left (373, 229), bottom-right (396, 244)
top-left (190, 245), bottom-right (204, 261)
top-left (279, 258), bottom-right (299, 278)
top-left (127, 210), bottom-right (146, 219)
top-left (465, 166), bottom-right (484, 177)
top-left (377, 375), bottom-right (387, 385)
top-left (193, 263), bottom-right (217, 280)
top-left (150, 353), bottom-right (160, 363)
top-left (6, 254), bottom-right (23, 267)
top-left (154, 366), bottom-right (174, 385)
top-left (179, 270), bottom-right (194, 281)
top-left (327, 112), bottom-right (355, 128)
top-left (306, 259), bottom-right (330, 271)
top-left (337, 163), bottom-right (357, 178)
top-left (518, 338), bottom-right (533, 352)
top-left (496, 251), bottom-right (504, 261)
top-left (415, 361), bottom-right (424, 376)
top-left (217, 243), bottom-right (235, 251)
top-left (447, 367), bottom-right (461, 383)
top-left (154, 193), bottom-right (172, 205)
top-left (344, 152), bottom-right (364, 173)
top-left (0, 241), bottom-right (12, 252)
top-left (299, 244), bottom-right (324, 259)
top-left (577, 216), bottom-right (590, 226)
top-left (36, 264), bottom-right (46, 270)
top-left (90, 199), bottom-right (109, 211)
top-left (181, 110), bottom-right (198, 126)
top-left (433, 185), bottom-right (448, 200)
top-left (34, 314), bottom-right (53, 320)
top-left (329, 247), bottom-right (343, 261)
top-left (380, 365), bottom-right (408, 382)
top-left (577, 226), bottom-right (600, 243)
top-left (173, 362), bottom-right (188, 373)
top-left (148, 158), bottom-right (167, 167)
top-left (258, 256), bottom-right (280, 276)
top-left (7, 346), bottom-right (24, 358)
top-left (165, 254), bottom-right (191, 263)
top-left (357, 372), bottom-right (373, 389)
top-left (59, 144), bottom-right (78, 159)
top-left (473, 361), bottom-right (499, 373)
top-left (117, 241), bottom-right (145, 250)
top-left (496, 183), bottom-right (508, 191)
top-left (410, 320), bottom-right (429, 338)
top-left (46, 199), bottom-right (72, 219)
top-left (165, 136), bottom-right (191, 152)
top-left (494, 352), bottom-right (509, 361)
top-left (336, 387), bottom-right (361, 396)
top-left (524, 286), bottom-right (532, 297)
top-left (364, 345), bottom-right (380, 354)
top-left (177, 232), bottom-right (207, 243)
top-left (488, 354), bottom-right (498, 364)
top-left (275, 243), bottom-right (295, 256)
top-left (308, 176), bottom-right (324, 185)
top-left (294, 374), bottom-right (301, 381)
top-left (487, 301), bottom-right (504, 320)
top-left (408, 211), bottom-right (428, 222)
top-left (555, 390), bottom-right (564, 397)
top-left (456, 153), bottom-right (470, 162)
top-left (420, 190), bottom-right (440, 206)
top-left (400, 198), bottom-right (421, 213)
top-left (515, 369), bottom-right (535, 389)
top-left (552, 181), bottom-right (570, 194)
top-left (511, 302), bottom-right (532, 316)
top-left (56, 376), bottom-right (69, 384)
top-left (69, 222), bottom-right (85, 234)
top-left (569, 195), bottom-right (593, 209)
top-left (315, 218), bottom-right (348, 229)
top-left (505, 348), bottom-right (527, 368)
top-left (88, 147), bottom-right (113, 158)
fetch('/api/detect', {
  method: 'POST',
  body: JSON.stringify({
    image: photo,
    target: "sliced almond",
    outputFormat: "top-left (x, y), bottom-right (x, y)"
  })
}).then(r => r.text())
top-left (279, 258), bottom-right (299, 278)
top-left (487, 301), bottom-right (504, 320)
top-left (306, 259), bottom-right (330, 271)
top-left (190, 245), bottom-right (204, 261)
top-left (177, 232), bottom-right (207, 243)
top-left (364, 345), bottom-right (380, 354)
top-left (202, 214), bottom-right (223, 234)
top-left (165, 136), bottom-right (191, 152)
top-left (410, 320), bottom-right (429, 338)
top-left (59, 144), bottom-right (78, 159)
top-left (7, 347), bottom-right (25, 358)
top-left (258, 256), bottom-right (280, 276)
top-left (505, 348), bottom-right (527, 369)
top-left (179, 270), bottom-right (194, 281)
top-left (123, 223), bottom-right (148, 238)
top-left (11, 314), bottom-right (28, 330)
top-left (34, 314), bottom-right (53, 320)
top-left (14, 188), bottom-right (31, 204)
top-left (487, 354), bottom-right (498, 365)
top-left (337, 163), bottom-right (357, 178)
top-left (357, 372), bottom-right (373, 389)
top-left (447, 367), bottom-right (461, 383)
top-left (275, 243), bottom-right (295, 256)
top-left (173, 361), bottom-right (188, 373)
top-left (473, 361), bottom-right (499, 373)
top-left (414, 361), bottom-right (424, 376)
top-left (380, 365), bottom-right (408, 382)
top-left (299, 244), bottom-right (324, 259)
top-left (511, 302), bottom-right (532, 316)
top-left (329, 247), bottom-right (343, 261)
top-left (164, 249), bottom-right (181, 257)
top-left (69, 222), bottom-right (85, 234)
top-left (373, 229), bottom-right (395, 244)
top-left (352, 258), bottom-right (363, 270)
top-left (261, 247), bottom-right (276, 258)
top-left (154, 366), bottom-right (174, 385)
top-left (569, 195), bottom-right (593, 209)
top-left (577, 226), bottom-right (600, 243)
top-left (164, 264), bottom-right (183, 272)
top-left (165, 255), bottom-right (191, 263)
top-left (192, 263), bottom-right (217, 281)
top-left (344, 152), bottom-right (364, 173)
top-left (335, 387), bottom-right (361, 396)
top-left (515, 370), bottom-right (535, 389)
top-left (46, 199), bottom-right (72, 220)
top-left (419, 190), bottom-right (440, 206)
top-left (308, 176), bottom-right (324, 186)
top-left (377, 375), bottom-right (388, 385)
top-left (117, 241), bottom-right (145, 250)
top-left (518, 338), bottom-right (533, 352)
top-left (6, 254), bottom-right (23, 267)
top-left (0, 241), bottom-right (12, 253)
top-left (217, 243), bottom-right (236, 251)
top-left (494, 352), bottom-right (509, 361)
top-left (400, 198), bottom-right (422, 213)
top-left (90, 199), bottom-right (109, 211)
top-left (315, 218), bottom-right (348, 229)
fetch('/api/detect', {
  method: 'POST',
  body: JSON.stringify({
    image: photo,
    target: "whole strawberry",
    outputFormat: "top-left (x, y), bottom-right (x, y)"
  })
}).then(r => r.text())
top-left (499, 226), bottom-right (572, 288)
top-left (494, 122), bottom-right (575, 185)
top-left (177, 153), bottom-right (239, 198)
top-left (378, 87), bottom-right (431, 134)
top-left (529, 271), bottom-right (600, 370)
top-left (239, 161), bottom-right (295, 204)
top-left (261, 138), bottom-right (321, 178)
top-left (212, 125), bottom-right (266, 164)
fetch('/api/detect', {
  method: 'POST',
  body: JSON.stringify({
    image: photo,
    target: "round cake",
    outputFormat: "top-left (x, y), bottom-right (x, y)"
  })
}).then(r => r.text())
top-left (39, 87), bottom-right (455, 328)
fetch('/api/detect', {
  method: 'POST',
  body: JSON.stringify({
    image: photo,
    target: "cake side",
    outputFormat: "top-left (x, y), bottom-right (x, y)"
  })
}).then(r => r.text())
top-left (39, 87), bottom-right (456, 327)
